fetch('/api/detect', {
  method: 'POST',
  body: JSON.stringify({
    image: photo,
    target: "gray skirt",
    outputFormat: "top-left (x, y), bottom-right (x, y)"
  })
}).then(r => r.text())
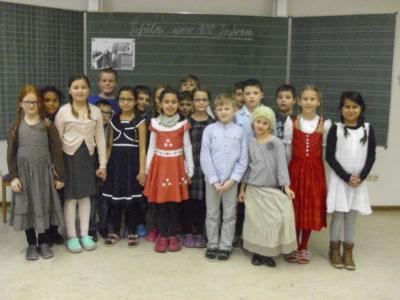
top-left (243, 185), bottom-right (297, 257)
top-left (64, 143), bottom-right (96, 200)
top-left (10, 153), bottom-right (65, 233)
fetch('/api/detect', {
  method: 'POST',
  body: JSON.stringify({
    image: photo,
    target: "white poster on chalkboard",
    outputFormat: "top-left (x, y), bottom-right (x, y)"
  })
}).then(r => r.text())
top-left (91, 38), bottom-right (135, 70)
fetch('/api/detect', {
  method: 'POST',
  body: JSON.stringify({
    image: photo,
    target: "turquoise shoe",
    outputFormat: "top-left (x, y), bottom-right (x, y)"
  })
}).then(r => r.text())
top-left (67, 238), bottom-right (83, 253)
top-left (81, 235), bottom-right (97, 251)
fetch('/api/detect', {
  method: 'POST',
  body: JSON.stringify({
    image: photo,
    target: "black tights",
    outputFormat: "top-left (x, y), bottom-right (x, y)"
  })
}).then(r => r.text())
top-left (157, 202), bottom-right (179, 237)
top-left (25, 228), bottom-right (50, 245)
top-left (110, 201), bottom-right (141, 236)
top-left (183, 199), bottom-right (206, 234)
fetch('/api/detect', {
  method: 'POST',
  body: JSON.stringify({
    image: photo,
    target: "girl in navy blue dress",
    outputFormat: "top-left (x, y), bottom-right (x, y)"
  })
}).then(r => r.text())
top-left (102, 86), bottom-right (147, 247)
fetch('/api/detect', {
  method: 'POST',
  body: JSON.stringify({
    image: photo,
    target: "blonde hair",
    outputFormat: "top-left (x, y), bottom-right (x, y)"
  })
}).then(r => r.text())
top-left (297, 85), bottom-right (324, 133)
top-left (213, 93), bottom-right (237, 109)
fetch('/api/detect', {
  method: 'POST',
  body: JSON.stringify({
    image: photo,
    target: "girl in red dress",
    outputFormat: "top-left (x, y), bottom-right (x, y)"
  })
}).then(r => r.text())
top-left (144, 87), bottom-right (194, 253)
top-left (283, 85), bottom-right (331, 264)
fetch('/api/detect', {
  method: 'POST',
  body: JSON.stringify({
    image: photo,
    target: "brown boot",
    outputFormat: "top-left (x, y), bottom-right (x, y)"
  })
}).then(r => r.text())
top-left (329, 241), bottom-right (344, 269)
top-left (342, 242), bottom-right (356, 271)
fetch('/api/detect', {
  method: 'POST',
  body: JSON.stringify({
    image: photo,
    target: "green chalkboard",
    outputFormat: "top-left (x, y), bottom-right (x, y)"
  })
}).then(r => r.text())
top-left (0, 2), bottom-right (83, 139)
top-left (86, 12), bottom-right (289, 105)
top-left (290, 14), bottom-right (396, 147)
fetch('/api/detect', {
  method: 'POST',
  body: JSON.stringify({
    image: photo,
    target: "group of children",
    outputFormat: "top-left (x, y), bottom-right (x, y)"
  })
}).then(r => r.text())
top-left (7, 68), bottom-right (376, 272)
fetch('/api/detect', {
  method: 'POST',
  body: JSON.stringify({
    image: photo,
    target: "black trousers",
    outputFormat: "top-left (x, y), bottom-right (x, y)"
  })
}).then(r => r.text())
top-left (235, 202), bottom-right (245, 237)
top-left (183, 199), bottom-right (206, 234)
top-left (25, 228), bottom-right (51, 245)
top-left (157, 202), bottom-right (179, 237)
top-left (110, 201), bottom-right (141, 235)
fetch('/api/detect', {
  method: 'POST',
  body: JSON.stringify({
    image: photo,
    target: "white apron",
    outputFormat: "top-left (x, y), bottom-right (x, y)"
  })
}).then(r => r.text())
top-left (326, 123), bottom-right (372, 215)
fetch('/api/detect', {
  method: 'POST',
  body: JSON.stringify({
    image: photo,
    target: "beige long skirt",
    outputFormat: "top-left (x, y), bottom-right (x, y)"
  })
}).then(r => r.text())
top-left (243, 185), bottom-right (297, 257)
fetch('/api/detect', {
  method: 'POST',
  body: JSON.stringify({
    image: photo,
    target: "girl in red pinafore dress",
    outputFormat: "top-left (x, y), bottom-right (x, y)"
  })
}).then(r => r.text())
top-left (283, 85), bottom-right (331, 264)
top-left (144, 87), bottom-right (194, 253)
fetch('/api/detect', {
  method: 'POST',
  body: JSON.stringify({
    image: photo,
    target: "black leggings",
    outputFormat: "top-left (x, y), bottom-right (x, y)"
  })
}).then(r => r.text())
top-left (183, 199), bottom-right (206, 234)
top-left (110, 201), bottom-right (141, 236)
top-left (25, 228), bottom-right (50, 245)
top-left (157, 202), bottom-right (179, 237)
top-left (235, 202), bottom-right (245, 237)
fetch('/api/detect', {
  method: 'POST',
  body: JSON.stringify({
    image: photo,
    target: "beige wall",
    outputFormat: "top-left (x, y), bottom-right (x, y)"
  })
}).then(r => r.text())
top-left (2, 0), bottom-right (399, 205)
top-left (288, 0), bottom-right (400, 16)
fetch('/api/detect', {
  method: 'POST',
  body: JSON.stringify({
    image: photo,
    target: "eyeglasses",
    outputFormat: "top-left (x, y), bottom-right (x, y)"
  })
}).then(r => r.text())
top-left (193, 98), bottom-right (209, 103)
top-left (119, 98), bottom-right (135, 102)
top-left (101, 111), bottom-right (113, 117)
top-left (22, 100), bottom-right (38, 106)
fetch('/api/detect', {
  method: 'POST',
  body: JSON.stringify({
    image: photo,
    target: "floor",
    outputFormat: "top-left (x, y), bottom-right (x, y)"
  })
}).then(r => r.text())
top-left (0, 210), bottom-right (399, 300)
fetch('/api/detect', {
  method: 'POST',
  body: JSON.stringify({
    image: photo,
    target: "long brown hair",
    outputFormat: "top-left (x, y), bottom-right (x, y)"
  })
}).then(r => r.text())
top-left (68, 73), bottom-right (91, 119)
top-left (12, 84), bottom-right (46, 140)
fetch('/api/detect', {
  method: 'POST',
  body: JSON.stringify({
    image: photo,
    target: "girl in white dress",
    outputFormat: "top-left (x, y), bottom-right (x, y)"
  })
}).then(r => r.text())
top-left (326, 91), bottom-right (376, 271)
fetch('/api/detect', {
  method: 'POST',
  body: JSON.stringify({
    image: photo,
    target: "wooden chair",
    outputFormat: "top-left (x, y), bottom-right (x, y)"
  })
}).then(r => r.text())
top-left (1, 174), bottom-right (11, 223)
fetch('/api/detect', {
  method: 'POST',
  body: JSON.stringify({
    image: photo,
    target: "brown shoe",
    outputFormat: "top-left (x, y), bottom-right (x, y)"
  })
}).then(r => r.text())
top-left (329, 241), bottom-right (344, 269)
top-left (342, 242), bottom-right (356, 271)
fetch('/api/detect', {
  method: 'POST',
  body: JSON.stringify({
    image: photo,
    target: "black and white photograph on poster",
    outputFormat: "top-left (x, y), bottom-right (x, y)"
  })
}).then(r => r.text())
top-left (91, 38), bottom-right (135, 70)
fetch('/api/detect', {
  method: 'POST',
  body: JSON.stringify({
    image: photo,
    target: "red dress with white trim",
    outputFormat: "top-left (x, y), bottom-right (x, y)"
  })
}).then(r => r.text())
top-left (144, 119), bottom-right (191, 203)
top-left (289, 118), bottom-right (327, 231)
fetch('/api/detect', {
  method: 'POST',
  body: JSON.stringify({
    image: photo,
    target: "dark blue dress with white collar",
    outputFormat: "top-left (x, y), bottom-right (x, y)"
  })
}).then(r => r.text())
top-left (102, 114), bottom-right (145, 202)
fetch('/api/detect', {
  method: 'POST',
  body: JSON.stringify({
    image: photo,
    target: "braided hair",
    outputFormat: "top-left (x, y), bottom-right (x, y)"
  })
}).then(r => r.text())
top-left (339, 91), bottom-right (368, 144)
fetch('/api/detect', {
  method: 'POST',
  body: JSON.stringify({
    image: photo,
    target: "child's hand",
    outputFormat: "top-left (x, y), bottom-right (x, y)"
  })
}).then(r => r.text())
top-left (349, 174), bottom-right (361, 187)
top-left (214, 183), bottom-right (222, 194)
top-left (55, 180), bottom-right (64, 190)
top-left (284, 186), bottom-right (295, 199)
top-left (11, 178), bottom-right (22, 193)
top-left (137, 173), bottom-right (147, 186)
top-left (96, 167), bottom-right (107, 181)
top-left (219, 179), bottom-right (235, 194)
top-left (238, 189), bottom-right (246, 203)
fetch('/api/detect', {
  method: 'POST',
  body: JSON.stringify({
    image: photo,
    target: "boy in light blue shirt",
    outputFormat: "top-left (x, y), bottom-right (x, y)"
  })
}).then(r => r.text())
top-left (200, 93), bottom-right (248, 261)
top-left (235, 78), bottom-right (264, 146)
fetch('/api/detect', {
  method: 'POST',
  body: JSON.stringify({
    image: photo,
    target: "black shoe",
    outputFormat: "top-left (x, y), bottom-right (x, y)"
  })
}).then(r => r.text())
top-left (98, 227), bottom-right (107, 239)
top-left (205, 248), bottom-right (218, 260)
top-left (263, 256), bottom-right (276, 268)
top-left (217, 250), bottom-right (231, 261)
top-left (89, 230), bottom-right (98, 243)
top-left (251, 254), bottom-right (263, 266)
top-left (50, 232), bottom-right (64, 245)
top-left (49, 225), bottom-right (64, 245)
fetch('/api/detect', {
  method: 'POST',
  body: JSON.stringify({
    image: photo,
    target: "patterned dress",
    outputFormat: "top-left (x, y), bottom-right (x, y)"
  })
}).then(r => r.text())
top-left (144, 119), bottom-right (191, 203)
top-left (289, 118), bottom-right (327, 231)
top-left (188, 116), bottom-right (214, 200)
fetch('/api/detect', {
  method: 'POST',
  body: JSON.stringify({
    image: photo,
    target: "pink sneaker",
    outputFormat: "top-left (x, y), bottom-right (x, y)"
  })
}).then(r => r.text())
top-left (146, 228), bottom-right (159, 243)
top-left (168, 236), bottom-right (181, 252)
top-left (155, 237), bottom-right (168, 253)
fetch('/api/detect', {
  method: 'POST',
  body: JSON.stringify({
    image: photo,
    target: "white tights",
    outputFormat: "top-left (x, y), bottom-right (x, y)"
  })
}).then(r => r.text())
top-left (64, 197), bottom-right (91, 238)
